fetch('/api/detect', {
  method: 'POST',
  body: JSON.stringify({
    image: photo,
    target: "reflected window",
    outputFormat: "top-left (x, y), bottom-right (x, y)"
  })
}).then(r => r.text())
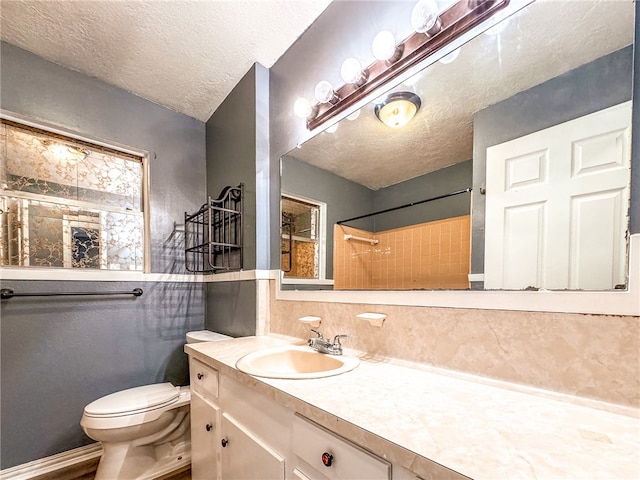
top-left (0, 119), bottom-right (145, 271)
top-left (281, 195), bottom-right (325, 280)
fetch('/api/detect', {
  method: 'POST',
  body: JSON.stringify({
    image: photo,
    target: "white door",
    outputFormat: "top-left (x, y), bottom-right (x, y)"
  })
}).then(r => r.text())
top-left (485, 101), bottom-right (631, 290)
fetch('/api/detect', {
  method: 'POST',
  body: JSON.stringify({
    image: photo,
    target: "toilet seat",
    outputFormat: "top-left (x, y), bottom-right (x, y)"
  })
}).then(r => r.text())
top-left (84, 383), bottom-right (180, 418)
top-left (81, 383), bottom-right (188, 430)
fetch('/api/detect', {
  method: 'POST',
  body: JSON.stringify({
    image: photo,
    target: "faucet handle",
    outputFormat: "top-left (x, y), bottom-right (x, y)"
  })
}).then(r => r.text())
top-left (332, 334), bottom-right (348, 346)
top-left (310, 329), bottom-right (323, 339)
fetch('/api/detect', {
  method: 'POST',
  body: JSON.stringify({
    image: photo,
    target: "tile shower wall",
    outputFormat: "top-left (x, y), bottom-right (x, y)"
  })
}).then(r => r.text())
top-left (334, 216), bottom-right (470, 290)
top-left (268, 280), bottom-right (639, 409)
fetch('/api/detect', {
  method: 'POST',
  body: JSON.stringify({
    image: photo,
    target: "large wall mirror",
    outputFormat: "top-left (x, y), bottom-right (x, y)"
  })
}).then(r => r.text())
top-left (281, 0), bottom-right (636, 301)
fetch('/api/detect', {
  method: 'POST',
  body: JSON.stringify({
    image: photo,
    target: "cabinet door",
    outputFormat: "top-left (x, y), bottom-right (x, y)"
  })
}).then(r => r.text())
top-left (191, 393), bottom-right (221, 480)
top-left (221, 413), bottom-right (285, 480)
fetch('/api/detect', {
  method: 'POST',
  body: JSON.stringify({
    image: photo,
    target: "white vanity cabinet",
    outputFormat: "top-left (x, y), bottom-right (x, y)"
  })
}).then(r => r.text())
top-left (190, 356), bottom-right (289, 480)
top-left (292, 414), bottom-right (390, 480)
top-left (188, 353), bottom-right (423, 480)
top-left (220, 413), bottom-right (285, 479)
top-left (190, 392), bottom-right (220, 480)
top-left (189, 357), bottom-right (221, 480)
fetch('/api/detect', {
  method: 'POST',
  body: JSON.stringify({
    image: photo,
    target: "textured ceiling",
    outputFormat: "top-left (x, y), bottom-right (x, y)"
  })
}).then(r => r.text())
top-left (0, 0), bottom-right (332, 121)
top-left (288, 0), bottom-right (634, 190)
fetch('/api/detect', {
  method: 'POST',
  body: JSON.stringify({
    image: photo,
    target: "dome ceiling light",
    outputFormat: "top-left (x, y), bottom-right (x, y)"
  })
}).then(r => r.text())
top-left (374, 92), bottom-right (422, 128)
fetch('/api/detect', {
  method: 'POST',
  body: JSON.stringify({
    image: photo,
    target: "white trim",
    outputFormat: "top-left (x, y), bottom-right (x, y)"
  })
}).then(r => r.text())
top-left (0, 267), bottom-right (276, 283)
top-left (468, 273), bottom-right (485, 282)
top-left (202, 269), bottom-right (277, 282)
top-left (275, 234), bottom-right (640, 316)
top-left (0, 443), bottom-right (102, 480)
top-left (282, 277), bottom-right (334, 286)
top-left (281, 192), bottom-right (328, 282)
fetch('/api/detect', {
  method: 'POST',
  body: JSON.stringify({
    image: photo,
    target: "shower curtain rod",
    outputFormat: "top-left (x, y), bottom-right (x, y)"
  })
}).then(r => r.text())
top-left (0, 288), bottom-right (143, 300)
top-left (336, 187), bottom-right (472, 225)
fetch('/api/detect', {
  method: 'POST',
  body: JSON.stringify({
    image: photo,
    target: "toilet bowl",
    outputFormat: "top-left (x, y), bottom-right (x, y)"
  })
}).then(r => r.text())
top-left (81, 330), bottom-right (231, 480)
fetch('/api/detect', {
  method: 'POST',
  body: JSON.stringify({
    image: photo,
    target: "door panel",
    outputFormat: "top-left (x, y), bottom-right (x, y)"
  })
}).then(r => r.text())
top-left (485, 101), bottom-right (631, 290)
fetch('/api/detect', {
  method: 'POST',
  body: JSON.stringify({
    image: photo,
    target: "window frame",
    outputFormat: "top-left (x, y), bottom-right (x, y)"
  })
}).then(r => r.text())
top-left (0, 110), bottom-right (151, 274)
top-left (281, 192), bottom-right (331, 286)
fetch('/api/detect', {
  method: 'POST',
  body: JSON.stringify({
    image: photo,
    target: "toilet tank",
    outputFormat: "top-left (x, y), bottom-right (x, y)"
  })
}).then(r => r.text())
top-left (186, 330), bottom-right (232, 343)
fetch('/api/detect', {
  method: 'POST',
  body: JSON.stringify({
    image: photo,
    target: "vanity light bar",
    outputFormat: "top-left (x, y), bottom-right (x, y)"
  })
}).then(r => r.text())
top-left (307, 0), bottom-right (510, 131)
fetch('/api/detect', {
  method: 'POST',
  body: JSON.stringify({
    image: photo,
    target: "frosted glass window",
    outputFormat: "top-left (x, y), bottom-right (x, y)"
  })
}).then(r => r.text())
top-left (282, 196), bottom-right (321, 279)
top-left (0, 120), bottom-right (145, 271)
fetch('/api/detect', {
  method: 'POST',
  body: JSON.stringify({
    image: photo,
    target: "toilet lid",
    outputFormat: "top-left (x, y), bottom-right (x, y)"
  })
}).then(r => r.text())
top-left (186, 330), bottom-right (231, 343)
top-left (84, 383), bottom-right (180, 417)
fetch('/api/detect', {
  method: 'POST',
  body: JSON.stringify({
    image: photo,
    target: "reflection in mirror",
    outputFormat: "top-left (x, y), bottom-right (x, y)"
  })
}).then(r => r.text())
top-left (281, 195), bottom-right (326, 282)
top-left (281, 0), bottom-right (634, 292)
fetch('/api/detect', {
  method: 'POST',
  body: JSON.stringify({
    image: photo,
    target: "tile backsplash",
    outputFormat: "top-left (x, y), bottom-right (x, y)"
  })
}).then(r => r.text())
top-left (268, 280), bottom-right (639, 409)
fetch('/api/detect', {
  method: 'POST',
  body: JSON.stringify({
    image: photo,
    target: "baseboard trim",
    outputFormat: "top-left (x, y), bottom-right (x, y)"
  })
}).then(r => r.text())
top-left (0, 443), bottom-right (102, 480)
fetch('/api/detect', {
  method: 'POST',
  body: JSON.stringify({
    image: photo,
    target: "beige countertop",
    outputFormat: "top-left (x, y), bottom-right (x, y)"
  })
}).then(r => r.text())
top-left (185, 335), bottom-right (640, 480)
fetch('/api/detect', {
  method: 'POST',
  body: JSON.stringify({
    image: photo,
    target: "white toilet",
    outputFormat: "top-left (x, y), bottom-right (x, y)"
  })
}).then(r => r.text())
top-left (81, 330), bottom-right (231, 480)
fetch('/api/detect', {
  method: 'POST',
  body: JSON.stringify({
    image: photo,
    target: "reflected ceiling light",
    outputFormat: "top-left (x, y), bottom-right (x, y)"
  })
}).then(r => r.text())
top-left (372, 31), bottom-right (403, 63)
top-left (294, 97), bottom-right (314, 119)
top-left (315, 80), bottom-right (338, 104)
top-left (439, 47), bottom-right (460, 64)
top-left (42, 140), bottom-right (89, 163)
top-left (340, 58), bottom-right (368, 86)
top-left (374, 92), bottom-right (421, 128)
top-left (411, 0), bottom-right (442, 35)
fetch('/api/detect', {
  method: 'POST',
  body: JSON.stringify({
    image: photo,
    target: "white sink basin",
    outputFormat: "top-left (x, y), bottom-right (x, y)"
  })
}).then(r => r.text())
top-left (236, 345), bottom-right (360, 379)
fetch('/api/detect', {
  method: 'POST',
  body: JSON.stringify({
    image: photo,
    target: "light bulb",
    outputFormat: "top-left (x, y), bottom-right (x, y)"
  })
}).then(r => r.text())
top-left (411, 0), bottom-right (440, 34)
top-left (46, 142), bottom-right (89, 163)
top-left (315, 80), bottom-right (336, 104)
top-left (341, 58), bottom-right (364, 84)
top-left (326, 122), bottom-right (339, 133)
top-left (294, 97), bottom-right (313, 119)
top-left (372, 31), bottom-right (397, 61)
top-left (439, 48), bottom-right (460, 64)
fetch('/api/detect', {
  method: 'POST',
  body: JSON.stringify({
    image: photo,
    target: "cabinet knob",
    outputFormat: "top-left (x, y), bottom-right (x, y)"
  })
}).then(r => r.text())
top-left (205, 423), bottom-right (213, 432)
top-left (221, 438), bottom-right (229, 448)
top-left (322, 452), bottom-right (334, 467)
top-left (197, 372), bottom-right (204, 380)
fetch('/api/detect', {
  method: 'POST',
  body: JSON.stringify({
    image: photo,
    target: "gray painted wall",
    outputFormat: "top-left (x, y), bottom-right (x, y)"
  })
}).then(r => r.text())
top-left (281, 155), bottom-right (374, 279)
top-left (204, 64), bottom-right (270, 335)
top-left (206, 65), bottom-right (257, 271)
top-left (1, 42), bottom-right (207, 275)
top-left (472, 46), bottom-right (633, 275)
top-left (372, 161), bottom-right (472, 232)
top-left (205, 281), bottom-right (257, 337)
top-left (0, 43), bottom-right (207, 468)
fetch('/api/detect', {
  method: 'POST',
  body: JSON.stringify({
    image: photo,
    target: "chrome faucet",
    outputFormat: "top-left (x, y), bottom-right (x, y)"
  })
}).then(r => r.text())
top-left (308, 329), bottom-right (348, 355)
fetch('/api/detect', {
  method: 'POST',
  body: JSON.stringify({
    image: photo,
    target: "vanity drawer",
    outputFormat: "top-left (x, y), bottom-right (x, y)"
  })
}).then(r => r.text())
top-left (293, 414), bottom-right (390, 480)
top-left (190, 357), bottom-right (219, 400)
